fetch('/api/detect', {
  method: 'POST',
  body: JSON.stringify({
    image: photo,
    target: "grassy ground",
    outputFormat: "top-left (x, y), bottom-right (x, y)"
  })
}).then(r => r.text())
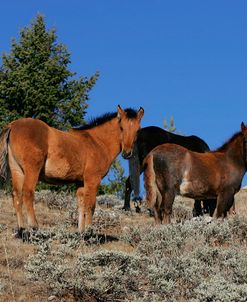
top-left (0, 189), bottom-right (246, 302)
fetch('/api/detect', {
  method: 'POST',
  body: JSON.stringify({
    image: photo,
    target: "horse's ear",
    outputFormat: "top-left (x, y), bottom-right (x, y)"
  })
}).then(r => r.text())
top-left (117, 105), bottom-right (125, 120)
top-left (137, 107), bottom-right (144, 120)
top-left (241, 122), bottom-right (246, 132)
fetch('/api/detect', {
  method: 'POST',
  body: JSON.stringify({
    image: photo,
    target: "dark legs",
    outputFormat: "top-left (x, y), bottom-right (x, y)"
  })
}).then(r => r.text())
top-left (124, 176), bottom-right (142, 212)
top-left (203, 199), bottom-right (217, 216)
top-left (193, 200), bottom-right (203, 216)
top-left (193, 199), bottom-right (217, 217)
top-left (123, 177), bottom-right (131, 210)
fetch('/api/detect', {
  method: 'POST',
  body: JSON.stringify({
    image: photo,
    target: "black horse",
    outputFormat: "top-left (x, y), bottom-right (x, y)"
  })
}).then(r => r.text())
top-left (124, 126), bottom-right (216, 216)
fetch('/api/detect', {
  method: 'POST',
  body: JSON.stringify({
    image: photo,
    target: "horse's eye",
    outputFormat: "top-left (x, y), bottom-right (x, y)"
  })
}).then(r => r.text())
top-left (120, 126), bottom-right (123, 131)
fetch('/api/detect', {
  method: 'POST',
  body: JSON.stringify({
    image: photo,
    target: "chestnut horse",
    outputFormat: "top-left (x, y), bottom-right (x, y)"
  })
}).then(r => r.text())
top-left (0, 106), bottom-right (144, 235)
top-left (144, 123), bottom-right (247, 224)
top-left (124, 126), bottom-right (216, 216)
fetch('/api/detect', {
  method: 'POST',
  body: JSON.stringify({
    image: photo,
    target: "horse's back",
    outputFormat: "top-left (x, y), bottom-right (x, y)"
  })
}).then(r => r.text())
top-left (151, 143), bottom-right (218, 175)
top-left (186, 135), bottom-right (210, 152)
top-left (136, 126), bottom-right (209, 163)
top-left (167, 133), bottom-right (209, 152)
top-left (136, 126), bottom-right (170, 162)
top-left (8, 117), bottom-right (84, 154)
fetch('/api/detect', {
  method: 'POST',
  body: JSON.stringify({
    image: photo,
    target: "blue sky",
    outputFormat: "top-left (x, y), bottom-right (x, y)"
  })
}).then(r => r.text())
top-left (1, 1), bottom-right (247, 187)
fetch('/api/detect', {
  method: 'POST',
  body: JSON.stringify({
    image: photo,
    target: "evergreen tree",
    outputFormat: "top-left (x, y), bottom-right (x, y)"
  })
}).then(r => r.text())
top-left (98, 158), bottom-right (127, 199)
top-left (0, 14), bottom-right (99, 129)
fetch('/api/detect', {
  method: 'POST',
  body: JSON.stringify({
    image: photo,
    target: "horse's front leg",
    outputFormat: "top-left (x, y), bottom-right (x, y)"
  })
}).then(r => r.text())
top-left (227, 199), bottom-right (236, 216)
top-left (77, 178), bottom-right (101, 233)
top-left (123, 176), bottom-right (132, 211)
top-left (76, 187), bottom-right (85, 232)
top-left (214, 189), bottom-right (235, 219)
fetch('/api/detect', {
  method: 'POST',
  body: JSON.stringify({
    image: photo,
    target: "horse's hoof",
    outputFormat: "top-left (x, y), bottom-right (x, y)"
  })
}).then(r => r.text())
top-left (30, 227), bottom-right (38, 234)
top-left (123, 206), bottom-right (131, 211)
top-left (77, 226), bottom-right (94, 239)
top-left (133, 196), bottom-right (142, 202)
top-left (135, 206), bottom-right (141, 213)
top-left (13, 227), bottom-right (25, 239)
top-left (14, 228), bottom-right (31, 241)
top-left (84, 226), bottom-right (94, 237)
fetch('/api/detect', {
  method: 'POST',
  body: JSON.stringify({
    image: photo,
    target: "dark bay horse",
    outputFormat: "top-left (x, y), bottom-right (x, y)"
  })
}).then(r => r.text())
top-left (124, 126), bottom-right (216, 216)
top-left (144, 123), bottom-right (247, 224)
top-left (0, 106), bottom-right (144, 235)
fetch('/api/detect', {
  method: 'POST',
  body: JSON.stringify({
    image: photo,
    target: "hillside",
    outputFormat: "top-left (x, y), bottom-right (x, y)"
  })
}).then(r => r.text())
top-left (0, 189), bottom-right (246, 301)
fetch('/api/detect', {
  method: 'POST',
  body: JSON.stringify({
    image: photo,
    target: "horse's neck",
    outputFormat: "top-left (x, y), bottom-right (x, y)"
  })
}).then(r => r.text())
top-left (224, 137), bottom-right (246, 170)
top-left (87, 118), bottom-right (121, 161)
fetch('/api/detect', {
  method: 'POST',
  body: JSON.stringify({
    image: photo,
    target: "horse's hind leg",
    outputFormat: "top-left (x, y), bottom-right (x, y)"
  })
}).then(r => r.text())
top-left (123, 176), bottom-right (132, 211)
top-left (11, 169), bottom-right (25, 233)
top-left (161, 191), bottom-right (175, 224)
top-left (8, 148), bottom-right (25, 234)
top-left (208, 199), bottom-right (217, 216)
top-left (22, 169), bottom-right (39, 230)
top-left (193, 200), bottom-right (203, 217)
top-left (153, 192), bottom-right (162, 224)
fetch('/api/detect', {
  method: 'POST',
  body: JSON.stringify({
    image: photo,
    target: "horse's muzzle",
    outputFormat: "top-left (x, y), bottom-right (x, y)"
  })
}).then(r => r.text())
top-left (122, 150), bottom-right (133, 159)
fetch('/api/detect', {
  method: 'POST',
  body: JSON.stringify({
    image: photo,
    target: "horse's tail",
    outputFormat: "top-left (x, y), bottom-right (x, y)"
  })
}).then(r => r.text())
top-left (0, 127), bottom-right (11, 185)
top-left (143, 153), bottom-right (158, 209)
top-left (129, 142), bottom-right (141, 199)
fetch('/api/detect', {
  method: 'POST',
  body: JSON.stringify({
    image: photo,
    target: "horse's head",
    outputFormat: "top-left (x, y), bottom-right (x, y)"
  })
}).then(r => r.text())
top-left (117, 105), bottom-right (144, 159)
top-left (241, 122), bottom-right (247, 164)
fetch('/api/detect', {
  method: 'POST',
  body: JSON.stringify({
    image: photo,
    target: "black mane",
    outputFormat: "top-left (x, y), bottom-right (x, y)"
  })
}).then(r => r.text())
top-left (74, 108), bottom-right (139, 130)
top-left (216, 131), bottom-right (242, 152)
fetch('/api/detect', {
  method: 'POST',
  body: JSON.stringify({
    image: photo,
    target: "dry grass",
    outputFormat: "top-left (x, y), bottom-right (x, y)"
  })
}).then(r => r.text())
top-left (235, 188), bottom-right (247, 213)
top-left (0, 189), bottom-right (246, 301)
top-left (0, 192), bottom-right (150, 302)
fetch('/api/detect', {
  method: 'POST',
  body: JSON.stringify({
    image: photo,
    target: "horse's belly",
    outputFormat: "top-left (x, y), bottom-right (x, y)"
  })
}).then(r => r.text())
top-left (44, 158), bottom-right (82, 181)
top-left (179, 178), bottom-right (214, 199)
top-left (179, 179), bottom-right (192, 195)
